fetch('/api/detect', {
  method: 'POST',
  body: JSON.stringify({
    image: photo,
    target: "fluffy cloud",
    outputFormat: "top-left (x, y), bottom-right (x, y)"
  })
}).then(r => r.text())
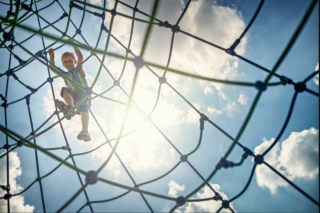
top-left (253, 138), bottom-right (288, 193)
top-left (225, 101), bottom-right (237, 116)
top-left (170, 0), bottom-right (246, 91)
top-left (207, 106), bottom-right (223, 115)
top-left (167, 181), bottom-right (235, 212)
top-left (278, 128), bottom-right (319, 179)
top-left (238, 93), bottom-right (248, 105)
top-left (101, 0), bottom-right (246, 96)
top-left (87, 0), bottom-right (247, 125)
top-left (203, 84), bottom-right (214, 95)
top-left (0, 152), bottom-right (35, 212)
top-left (313, 62), bottom-right (319, 86)
top-left (254, 127), bottom-right (319, 193)
top-left (168, 181), bottom-right (185, 197)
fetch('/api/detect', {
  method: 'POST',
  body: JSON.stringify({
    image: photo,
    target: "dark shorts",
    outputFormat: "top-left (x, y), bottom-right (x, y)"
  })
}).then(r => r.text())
top-left (60, 87), bottom-right (91, 113)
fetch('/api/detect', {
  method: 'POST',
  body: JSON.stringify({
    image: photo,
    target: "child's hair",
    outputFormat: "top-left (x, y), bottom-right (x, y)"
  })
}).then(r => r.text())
top-left (61, 52), bottom-right (76, 61)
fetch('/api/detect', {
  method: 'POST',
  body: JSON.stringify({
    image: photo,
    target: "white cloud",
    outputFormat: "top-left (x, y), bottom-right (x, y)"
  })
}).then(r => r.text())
top-left (254, 138), bottom-right (288, 193)
top-left (218, 90), bottom-right (227, 100)
top-left (313, 62), bottom-right (319, 86)
top-left (168, 181), bottom-right (185, 197)
top-left (0, 152), bottom-right (35, 212)
top-left (199, 82), bottom-right (228, 99)
top-left (185, 103), bottom-right (201, 124)
top-left (225, 101), bottom-right (237, 116)
top-left (170, 183), bottom-right (235, 213)
top-left (233, 61), bottom-right (238, 68)
top-left (238, 93), bottom-right (248, 105)
top-left (254, 128), bottom-right (319, 193)
top-left (170, 0), bottom-right (247, 93)
top-left (101, 0), bottom-right (246, 97)
top-left (204, 85), bottom-right (214, 95)
top-left (207, 106), bottom-right (222, 115)
top-left (94, 0), bottom-right (247, 124)
top-left (278, 127), bottom-right (319, 179)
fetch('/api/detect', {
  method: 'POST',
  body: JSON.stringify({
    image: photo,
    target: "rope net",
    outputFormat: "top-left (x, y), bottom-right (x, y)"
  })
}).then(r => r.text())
top-left (0, 0), bottom-right (319, 212)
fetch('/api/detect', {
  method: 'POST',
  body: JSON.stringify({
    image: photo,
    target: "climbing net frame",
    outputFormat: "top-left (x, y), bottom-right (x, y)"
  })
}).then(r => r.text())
top-left (0, 0), bottom-right (319, 212)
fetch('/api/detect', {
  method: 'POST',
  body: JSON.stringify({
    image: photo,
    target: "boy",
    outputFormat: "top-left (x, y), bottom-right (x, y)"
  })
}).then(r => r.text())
top-left (48, 39), bottom-right (91, 141)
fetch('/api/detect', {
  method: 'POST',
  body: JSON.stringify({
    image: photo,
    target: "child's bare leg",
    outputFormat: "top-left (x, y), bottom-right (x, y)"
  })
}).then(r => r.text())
top-left (77, 111), bottom-right (90, 141)
top-left (62, 89), bottom-right (74, 107)
top-left (80, 111), bottom-right (89, 132)
top-left (62, 89), bottom-right (76, 117)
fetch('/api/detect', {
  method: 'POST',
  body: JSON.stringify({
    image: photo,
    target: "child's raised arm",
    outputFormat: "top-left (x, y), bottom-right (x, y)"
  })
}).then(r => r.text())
top-left (68, 38), bottom-right (86, 77)
top-left (48, 48), bottom-right (61, 76)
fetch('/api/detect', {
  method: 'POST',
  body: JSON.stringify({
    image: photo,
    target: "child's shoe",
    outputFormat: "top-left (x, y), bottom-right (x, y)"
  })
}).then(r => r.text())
top-left (77, 131), bottom-right (91, 141)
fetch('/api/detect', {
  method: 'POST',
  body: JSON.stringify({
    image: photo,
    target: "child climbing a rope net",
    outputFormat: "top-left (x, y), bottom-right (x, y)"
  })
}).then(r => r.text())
top-left (48, 38), bottom-right (91, 141)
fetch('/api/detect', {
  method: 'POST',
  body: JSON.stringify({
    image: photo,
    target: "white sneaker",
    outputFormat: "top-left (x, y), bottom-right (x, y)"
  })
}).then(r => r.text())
top-left (77, 131), bottom-right (91, 141)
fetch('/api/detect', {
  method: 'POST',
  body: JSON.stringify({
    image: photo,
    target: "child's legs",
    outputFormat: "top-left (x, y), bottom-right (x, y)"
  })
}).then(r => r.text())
top-left (61, 87), bottom-right (74, 107)
top-left (77, 97), bottom-right (91, 133)
top-left (80, 111), bottom-right (89, 132)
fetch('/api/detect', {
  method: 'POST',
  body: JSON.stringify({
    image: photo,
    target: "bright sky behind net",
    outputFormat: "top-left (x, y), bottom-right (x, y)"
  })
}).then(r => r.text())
top-left (0, 0), bottom-right (319, 212)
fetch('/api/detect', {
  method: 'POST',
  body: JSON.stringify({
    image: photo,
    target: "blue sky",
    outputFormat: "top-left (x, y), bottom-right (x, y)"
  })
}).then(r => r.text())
top-left (0, 0), bottom-right (319, 212)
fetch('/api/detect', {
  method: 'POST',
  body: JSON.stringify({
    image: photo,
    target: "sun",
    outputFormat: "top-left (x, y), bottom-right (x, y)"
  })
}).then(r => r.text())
top-left (89, 94), bottom-right (179, 174)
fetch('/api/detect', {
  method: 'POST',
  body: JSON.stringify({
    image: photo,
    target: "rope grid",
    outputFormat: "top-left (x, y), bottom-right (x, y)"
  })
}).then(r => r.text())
top-left (0, 0), bottom-right (319, 212)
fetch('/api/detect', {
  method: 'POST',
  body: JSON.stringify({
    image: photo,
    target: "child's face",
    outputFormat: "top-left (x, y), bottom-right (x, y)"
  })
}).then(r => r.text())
top-left (62, 55), bottom-right (77, 70)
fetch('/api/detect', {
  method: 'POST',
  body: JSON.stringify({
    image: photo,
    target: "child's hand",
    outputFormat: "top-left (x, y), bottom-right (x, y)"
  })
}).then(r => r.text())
top-left (48, 48), bottom-right (54, 58)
